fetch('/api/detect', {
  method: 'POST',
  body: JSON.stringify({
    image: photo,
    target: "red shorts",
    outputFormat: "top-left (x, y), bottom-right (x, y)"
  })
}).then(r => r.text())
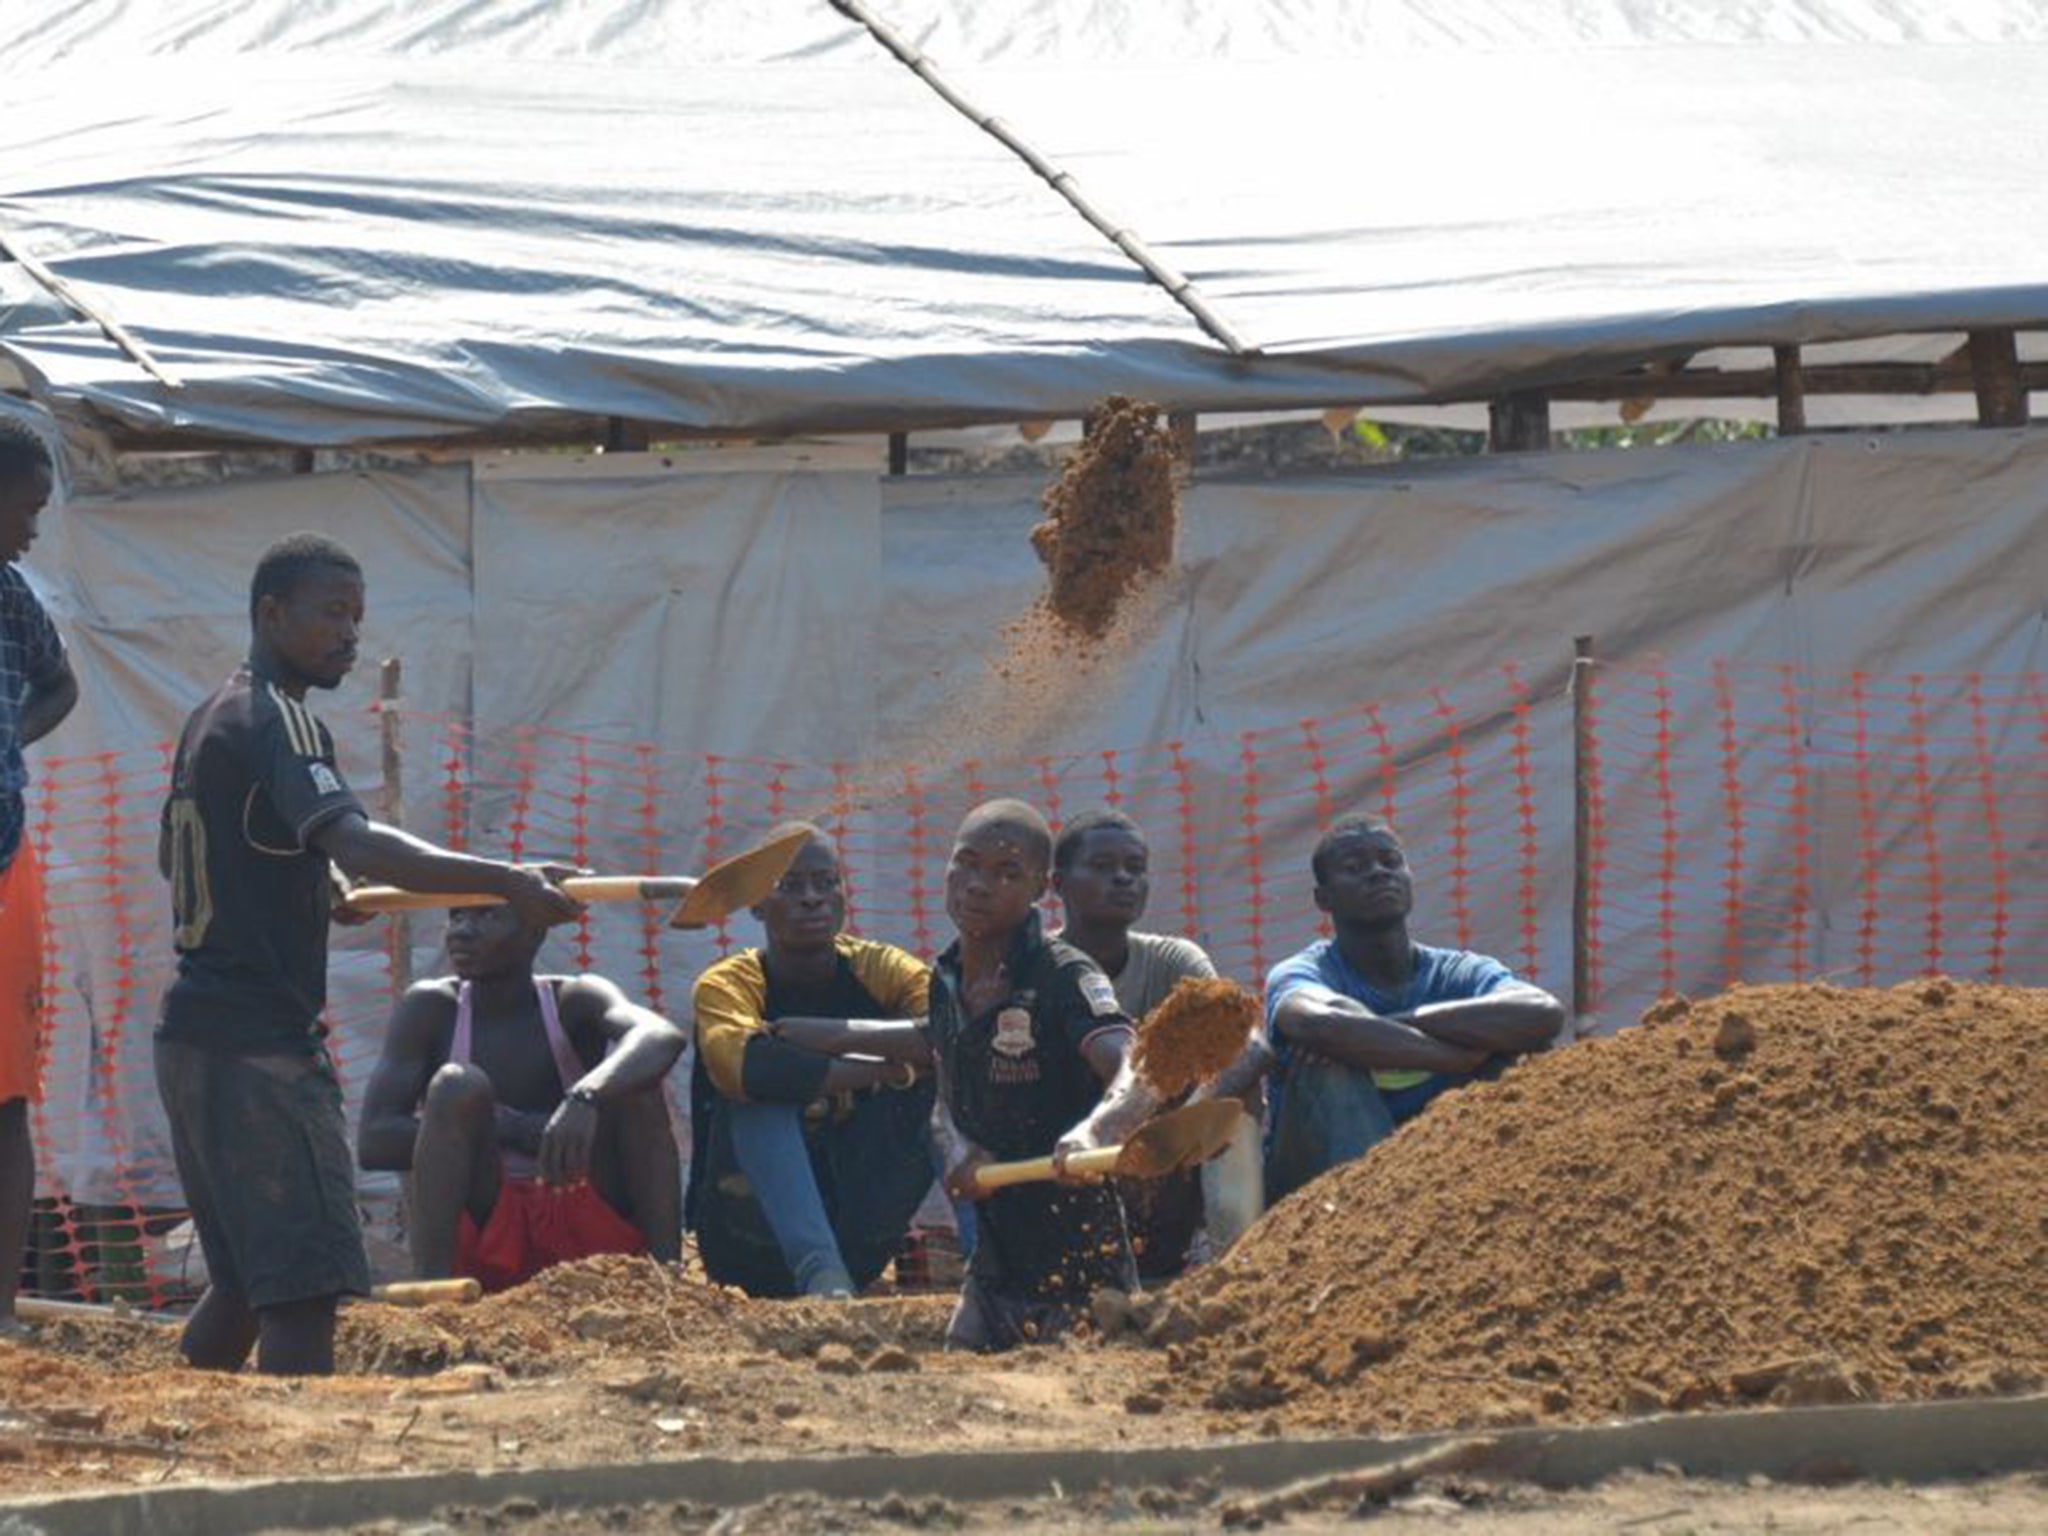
top-left (454, 1177), bottom-right (645, 1293)
top-left (0, 842), bottom-right (47, 1106)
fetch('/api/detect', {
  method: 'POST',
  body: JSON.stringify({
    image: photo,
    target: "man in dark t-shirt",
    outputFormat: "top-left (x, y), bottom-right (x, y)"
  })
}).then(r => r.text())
top-left (157, 532), bottom-right (581, 1376)
top-left (923, 800), bottom-right (1135, 1351)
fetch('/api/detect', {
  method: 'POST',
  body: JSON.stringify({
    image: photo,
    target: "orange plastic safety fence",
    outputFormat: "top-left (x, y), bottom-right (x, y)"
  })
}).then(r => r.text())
top-left (17, 657), bottom-right (2048, 1307)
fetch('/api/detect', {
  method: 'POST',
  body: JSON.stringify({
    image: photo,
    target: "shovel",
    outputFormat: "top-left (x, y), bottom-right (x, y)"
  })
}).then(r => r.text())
top-left (341, 827), bottom-right (812, 931)
top-left (970, 1099), bottom-right (1243, 1193)
top-left (14, 1278), bottom-right (482, 1328)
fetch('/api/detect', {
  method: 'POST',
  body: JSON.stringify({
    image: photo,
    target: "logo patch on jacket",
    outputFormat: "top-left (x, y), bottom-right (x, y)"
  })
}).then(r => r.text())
top-left (309, 762), bottom-right (344, 796)
top-left (992, 1005), bottom-right (1036, 1058)
top-left (1078, 969), bottom-right (1121, 1018)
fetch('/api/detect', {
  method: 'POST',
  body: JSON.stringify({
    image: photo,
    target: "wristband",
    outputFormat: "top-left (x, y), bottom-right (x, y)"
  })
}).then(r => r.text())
top-left (567, 1084), bottom-right (599, 1108)
top-left (886, 1060), bottom-right (918, 1090)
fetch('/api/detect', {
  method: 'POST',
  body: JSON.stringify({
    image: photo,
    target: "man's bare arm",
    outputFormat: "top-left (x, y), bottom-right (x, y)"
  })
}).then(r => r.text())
top-left (313, 811), bottom-right (582, 930)
top-left (560, 976), bottom-right (687, 1100)
top-left (19, 656), bottom-right (77, 746)
top-left (1399, 982), bottom-right (1565, 1056)
top-left (1272, 986), bottom-right (1486, 1076)
top-left (357, 984), bottom-right (455, 1171)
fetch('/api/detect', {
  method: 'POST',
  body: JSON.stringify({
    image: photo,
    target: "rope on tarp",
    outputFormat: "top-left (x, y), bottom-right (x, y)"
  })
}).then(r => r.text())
top-left (0, 219), bottom-right (183, 389)
top-left (827, 0), bottom-right (1260, 359)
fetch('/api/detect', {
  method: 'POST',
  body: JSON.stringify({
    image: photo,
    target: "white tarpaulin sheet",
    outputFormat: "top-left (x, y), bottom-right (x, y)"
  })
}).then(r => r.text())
top-left (20, 427), bottom-right (2048, 1207)
top-left (4, 2), bottom-right (2048, 445)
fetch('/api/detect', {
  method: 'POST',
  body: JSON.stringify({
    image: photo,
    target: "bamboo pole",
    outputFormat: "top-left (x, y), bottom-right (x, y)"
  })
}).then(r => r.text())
top-left (1571, 636), bottom-right (1596, 1034)
top-left (379, 658), bottom-right (412, 994)
top-left (826, 0), bottom-right (1256, 358)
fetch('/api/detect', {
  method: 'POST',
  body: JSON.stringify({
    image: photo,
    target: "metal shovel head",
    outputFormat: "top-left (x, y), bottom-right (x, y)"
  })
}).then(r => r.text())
top-left (666, 827), bottom-right (815, 930)
top-left (1110, 1099), bottom-right (1244, 1180)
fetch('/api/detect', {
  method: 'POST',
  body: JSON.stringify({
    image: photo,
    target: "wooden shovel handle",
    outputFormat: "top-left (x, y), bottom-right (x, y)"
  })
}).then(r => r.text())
top-left (343, 875), bottom-right (693, 914)
top-left (371, 1278), bottom-right (483, 1307)
top-left (971, 1144), bottom-right (1122, 1192)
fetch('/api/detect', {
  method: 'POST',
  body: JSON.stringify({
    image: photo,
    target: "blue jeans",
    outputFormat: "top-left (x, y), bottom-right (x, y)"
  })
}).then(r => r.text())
top-left (698, 1083), bottom-right (937, 1298)
top-left (1264, 1054), bottom-right (1502, 1205)
top-left (725, 1102), bottom-right (857, 1296)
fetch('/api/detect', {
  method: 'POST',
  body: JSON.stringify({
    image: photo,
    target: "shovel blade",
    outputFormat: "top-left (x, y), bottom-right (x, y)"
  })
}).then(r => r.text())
top-left (1111, 1099), bottom-right (1244, 1180)
top-left (666, 827), bottom-right (814, 930)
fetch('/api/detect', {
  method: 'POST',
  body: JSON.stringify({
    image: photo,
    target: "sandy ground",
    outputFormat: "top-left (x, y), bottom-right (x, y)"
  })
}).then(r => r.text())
top-left (298, 1470), bottom-right (2048, 1535)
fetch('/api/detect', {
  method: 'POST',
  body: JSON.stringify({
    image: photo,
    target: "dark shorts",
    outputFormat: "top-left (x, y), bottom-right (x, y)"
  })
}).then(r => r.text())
top-left (154, 1037), bottom-right (372, 1309)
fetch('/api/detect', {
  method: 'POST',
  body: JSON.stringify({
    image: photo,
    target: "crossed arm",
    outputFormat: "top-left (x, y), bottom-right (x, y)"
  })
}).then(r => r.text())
top-left (1271, 980), bottom-right (1565, 1076)
top-left (764, 1015), bottom-right (935, 1088)
top-left (358, 975), bottom-right (684, 1183)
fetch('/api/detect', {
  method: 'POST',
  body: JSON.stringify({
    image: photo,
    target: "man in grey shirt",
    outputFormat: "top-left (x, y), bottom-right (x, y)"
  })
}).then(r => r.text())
top-left (1050, 809), bottom-right (1267, 1274)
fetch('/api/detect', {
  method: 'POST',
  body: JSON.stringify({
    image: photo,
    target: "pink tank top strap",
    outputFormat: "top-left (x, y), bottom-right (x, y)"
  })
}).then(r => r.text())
top-left (451, 981), bottom-right (474, 1066)
top-left (535, 978), bottom-right (587, 1094)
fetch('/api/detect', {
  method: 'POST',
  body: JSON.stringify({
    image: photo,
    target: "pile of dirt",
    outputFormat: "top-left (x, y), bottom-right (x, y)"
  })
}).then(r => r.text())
top-left (31, 1257), bottom-right (953, 1382)
top-left (1137, 980), bottom-right (2048, 1433)
top-left (1029, 396), bottom-right (1179, 639)
top-left (1132, 978), bottom-right (1259, 1098)
top-left (336, 1255), bottom-right (953, 1376)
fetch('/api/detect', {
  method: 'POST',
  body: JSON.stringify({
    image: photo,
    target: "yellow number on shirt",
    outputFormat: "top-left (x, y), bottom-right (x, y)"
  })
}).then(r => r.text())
top-left (165, 797), bottom-right (214, 949)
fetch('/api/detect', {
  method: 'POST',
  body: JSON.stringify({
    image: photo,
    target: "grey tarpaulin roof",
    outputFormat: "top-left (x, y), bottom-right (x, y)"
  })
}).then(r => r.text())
top-left (2, 1), bottom-right (2047, 446)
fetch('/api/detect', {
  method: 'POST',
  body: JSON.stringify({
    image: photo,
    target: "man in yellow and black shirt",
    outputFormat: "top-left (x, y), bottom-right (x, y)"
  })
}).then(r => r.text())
top-left (688, 823), bottom-right (935, 1297)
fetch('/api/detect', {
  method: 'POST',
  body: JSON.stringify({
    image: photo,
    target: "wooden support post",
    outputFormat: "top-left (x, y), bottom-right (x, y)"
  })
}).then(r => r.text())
top-left (1773, 345), bottom-right (1806, 434)
top-left (1488, 390), bottom-right (1550, 452)
top-left (378, 658), bottom-right (412, 995)
top-left (887, 432), bottom-right (908, 476)
top-left (1571, 636), bottom-right (1595, 1034)
top-left (1968, 329), bottom-right (2028, 427)
top-left (603, 417), bottom-right (651, 452)
top-left (290, 448), bottom-right (315, 474)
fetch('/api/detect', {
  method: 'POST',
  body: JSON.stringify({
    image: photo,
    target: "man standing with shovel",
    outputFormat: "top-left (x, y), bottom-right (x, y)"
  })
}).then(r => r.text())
top-left (158, 533), bottom-right (582, 1375)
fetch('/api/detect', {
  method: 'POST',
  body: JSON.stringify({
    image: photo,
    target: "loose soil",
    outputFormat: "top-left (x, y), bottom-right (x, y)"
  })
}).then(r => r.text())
top-left (1029, 396), bottom-right (1179, 640)
top-left (873, 395), bottom-right (1180, 777)
top-left (4, 1260), bottom-right (1162, 1497)
top-left (1140, 980), bottom-right (2048, 1433)
top-left (10, 981), bottom-right (2046, 1505)
top-left (1132, 978), bottom-right (1260, 1099)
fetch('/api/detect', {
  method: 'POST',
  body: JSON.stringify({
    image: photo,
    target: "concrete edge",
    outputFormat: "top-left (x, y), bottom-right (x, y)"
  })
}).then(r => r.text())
top-left (3, 1392), bottom-right (2043, 1536)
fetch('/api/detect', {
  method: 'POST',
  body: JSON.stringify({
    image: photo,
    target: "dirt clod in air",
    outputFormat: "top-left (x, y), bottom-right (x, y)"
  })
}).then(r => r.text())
top-left (1030, 396), bottom-right (1179, 638)
top-left (1158, 980), bottom-right (2048, 1435)
top-left (1132, 978), bottom-right (1260, 1099)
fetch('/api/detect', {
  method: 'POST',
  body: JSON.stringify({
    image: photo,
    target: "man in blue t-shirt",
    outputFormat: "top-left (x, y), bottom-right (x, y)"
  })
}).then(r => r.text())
top-left (1263, 813), bottom-right (1563, 1203)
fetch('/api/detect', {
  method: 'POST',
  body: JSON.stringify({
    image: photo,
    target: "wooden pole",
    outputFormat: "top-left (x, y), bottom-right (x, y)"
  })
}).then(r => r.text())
top-left (378, 658), bottom-right (412, 994)
top-left (887, 432), bottom-right (908, 476)
top-left (603, 417), bottom-right (651, 452)
top-left (1488, 390), bottom-right (1550, 452)
top-left (1571, 636), bottom-right (1595, 1034)
top-left (1773, 345), bottom-right (1806, 434)
top-left (1967, 329), bottom-right (2028, 427)
top-left (1168, 409), bottom-right (1197, 487)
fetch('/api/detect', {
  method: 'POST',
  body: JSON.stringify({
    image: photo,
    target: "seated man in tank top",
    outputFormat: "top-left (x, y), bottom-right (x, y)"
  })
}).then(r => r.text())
top-left (358, 903), bottom-right (686, 1290)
